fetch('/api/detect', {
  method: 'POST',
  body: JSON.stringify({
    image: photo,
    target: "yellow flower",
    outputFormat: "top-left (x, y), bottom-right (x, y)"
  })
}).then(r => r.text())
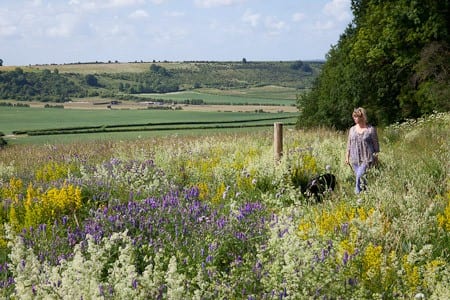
top-left (297, 220), bottom-right (312, 239)
top-left (1, 177), bottom-right (23, 202)
top-left (402, 255), bottom-right (420, 291)
top-left (21, 182), bottom-right (83, 227)
top-left (212, 182), bottom-right (227, 204)
top-left (437, 195), bottom-right (450, 231)
top-left (362, 243), bottom-right (383, 282)
top-left (339, 239), bottom-right (356, 256)
top-left (196, 182), bottom-right (209, 201)
top-left (35, 161), bottom-right (76, 182)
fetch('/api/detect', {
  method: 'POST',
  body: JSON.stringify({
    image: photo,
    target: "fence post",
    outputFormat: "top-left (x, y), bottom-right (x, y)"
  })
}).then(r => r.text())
top-left (274, 122), bottom-right (283, 163)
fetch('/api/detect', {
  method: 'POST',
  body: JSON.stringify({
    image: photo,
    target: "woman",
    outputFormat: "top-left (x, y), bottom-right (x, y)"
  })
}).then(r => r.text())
top-left (345, 107), bottom-right (380, 194)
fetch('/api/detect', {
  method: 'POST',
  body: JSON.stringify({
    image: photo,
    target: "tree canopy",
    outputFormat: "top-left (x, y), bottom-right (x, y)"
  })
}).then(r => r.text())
top-left (297, 0), bottom-right (450, 130)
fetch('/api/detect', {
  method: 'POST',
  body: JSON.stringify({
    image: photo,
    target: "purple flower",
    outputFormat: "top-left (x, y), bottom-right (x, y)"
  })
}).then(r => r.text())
top-left (39, 223), bottom-right (47, 232)
top-left (132, 278), bottom-right (138, 289)
top-left (320, 249), bottom-right (328, 262)
top-left (235, 232), bottom-right (247, 241)
top-left (342, 251), bottom-right (349, 266)
top-left (341, 222), bottom-right (349, 235)
top-left (348, 278), bottom-right (358, 287)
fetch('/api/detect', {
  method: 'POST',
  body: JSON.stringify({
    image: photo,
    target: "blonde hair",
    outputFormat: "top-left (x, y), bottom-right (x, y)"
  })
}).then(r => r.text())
top-left (352, 107), bottom-right (368, 123)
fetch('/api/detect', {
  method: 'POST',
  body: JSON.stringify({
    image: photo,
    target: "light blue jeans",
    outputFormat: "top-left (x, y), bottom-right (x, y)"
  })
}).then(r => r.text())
top-left (352, 163), bottom-right (368, 194)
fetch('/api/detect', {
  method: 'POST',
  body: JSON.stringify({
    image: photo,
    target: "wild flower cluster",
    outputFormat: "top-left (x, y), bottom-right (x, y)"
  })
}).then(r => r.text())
top-left (0, 112), bottom-right (449, 299)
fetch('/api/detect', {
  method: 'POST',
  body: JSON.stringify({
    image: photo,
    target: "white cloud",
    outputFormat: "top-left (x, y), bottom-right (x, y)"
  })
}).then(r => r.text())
top-left (46, 25), bottom-right (71, 38)
top-left (323, 0), bottom-right (351, 22)
top-left (242, 10), bottom-right (288, 36)
top-left (110, 0), bottom-right (145, 7)
top-left (264, 16), bottom-right (287, 36)
top-left (90, 21), bottom-right (136, 41)
top-left (69, 0), bottom-right (145, 11)
top-left (152, 27), bottom-right (189, 44)
top-left (0, 11), bottom-right (17, 37)
top-left (129, 9), bottom-right (149, 19)
top-left (0, 24), bottom-right (17, 37)
top-left (29, 0), bottom-right (43, 6)
top-left (195, 0), bottom-right (246, 8)
top-left (242, 10), bottom-right (260, 27)
top-left (292, 12), bottom-right (305, 22)
top-left (45, 14), bottom-right (79, 38)
top-left (164, 11), bottom-right (185, 17)
top-left (314, 20), bottom-right (335, 31)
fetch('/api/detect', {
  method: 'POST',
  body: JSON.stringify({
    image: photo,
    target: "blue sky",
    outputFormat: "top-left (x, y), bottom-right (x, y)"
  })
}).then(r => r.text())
top-left (0, 0), bottom-right (352, 66)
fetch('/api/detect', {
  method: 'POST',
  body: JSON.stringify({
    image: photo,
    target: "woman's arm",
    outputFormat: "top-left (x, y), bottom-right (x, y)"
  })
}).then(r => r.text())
top-left (371, 126), bottom-right (380, 153)
top-left (345, 127), bottom-right (353, 164)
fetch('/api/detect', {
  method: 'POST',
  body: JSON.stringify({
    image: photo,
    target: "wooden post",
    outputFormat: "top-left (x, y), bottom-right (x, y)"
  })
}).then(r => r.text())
top-left (274, 122), bottom-right (283, 162)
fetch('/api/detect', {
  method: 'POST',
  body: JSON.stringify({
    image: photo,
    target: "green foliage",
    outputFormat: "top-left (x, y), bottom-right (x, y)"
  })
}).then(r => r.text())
top-left (85, 74), bottom-right (99, 87)
top-left (290, 60), bottom-right (313, 73)
top-left (0, 68), bottom-right (86, 102)
top-left (149, 63), bottom-right (170, 76)
top-left (297, 0), bottom-right (450, 130)
top-left (1, 61), bottom-right (321, 103)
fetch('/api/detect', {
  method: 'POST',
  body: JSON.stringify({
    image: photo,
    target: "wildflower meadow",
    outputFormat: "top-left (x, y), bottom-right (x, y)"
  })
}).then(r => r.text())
top-left (0, 112), bottom-right (449, 299)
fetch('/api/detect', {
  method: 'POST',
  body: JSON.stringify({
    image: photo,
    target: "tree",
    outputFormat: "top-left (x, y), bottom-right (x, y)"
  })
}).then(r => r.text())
top-left (408, 41), bottom-right (450, 114)
top-left (0, 59), bottom-right (3, 66)
top-left (85, 74), bottom-right (99, 86)
top-left (290, 60), bottom-right (303, 70)
top-left (149, 64), bottom-right (169, 76)
top-left (297, 0), bottom-right (450, 130)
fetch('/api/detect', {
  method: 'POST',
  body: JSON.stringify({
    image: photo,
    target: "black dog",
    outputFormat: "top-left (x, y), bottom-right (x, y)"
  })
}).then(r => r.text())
top-left (303, 173), bottom-right (336, 202)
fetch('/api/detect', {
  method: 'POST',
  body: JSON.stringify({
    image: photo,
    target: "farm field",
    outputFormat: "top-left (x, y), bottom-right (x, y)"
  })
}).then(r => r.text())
top-left (0, 61), bottom-right (194, 74)
top-left (0, 106), bottom-right (297, 144)
top-left (0, 112), bottom-right (448, 299)
top-left (137, 87), bottom-right (300, 106)
top-left (138, 91), bottom-right (294, 106)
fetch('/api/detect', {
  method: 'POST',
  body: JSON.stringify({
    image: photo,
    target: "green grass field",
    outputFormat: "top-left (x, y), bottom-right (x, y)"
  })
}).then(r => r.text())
top-left (200, 86), bottom-right (304, 100)
top-left (0, 106), bottom-right (297, 144)
top-left (137, 88), bottom-right (297, 105)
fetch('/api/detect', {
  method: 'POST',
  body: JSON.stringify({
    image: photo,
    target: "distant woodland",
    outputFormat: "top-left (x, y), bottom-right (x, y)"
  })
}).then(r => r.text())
top-left (0, 61), bottom-right (320, 103)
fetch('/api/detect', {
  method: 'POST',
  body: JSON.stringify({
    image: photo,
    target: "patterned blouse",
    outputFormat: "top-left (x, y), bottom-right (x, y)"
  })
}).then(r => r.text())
top-left (347, 125), bottom-right (380, 165)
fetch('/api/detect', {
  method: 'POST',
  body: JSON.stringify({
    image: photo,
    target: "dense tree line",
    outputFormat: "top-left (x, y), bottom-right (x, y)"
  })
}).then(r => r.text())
top-left (0, 68), bottom-right (87, 102)
top-left (113, 64), bottom-right (179, 94)
top-left (297, 0), bottom-right (450, 129)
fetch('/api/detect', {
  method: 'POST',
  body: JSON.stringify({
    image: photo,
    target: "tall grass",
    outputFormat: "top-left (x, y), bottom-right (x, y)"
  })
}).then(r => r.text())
top-left (0, 112), bottom-right (448, 299)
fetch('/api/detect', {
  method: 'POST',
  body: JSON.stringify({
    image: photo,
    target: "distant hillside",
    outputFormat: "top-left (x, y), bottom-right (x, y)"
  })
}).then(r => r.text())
top-left (0, 61), bottom-right (323, 102)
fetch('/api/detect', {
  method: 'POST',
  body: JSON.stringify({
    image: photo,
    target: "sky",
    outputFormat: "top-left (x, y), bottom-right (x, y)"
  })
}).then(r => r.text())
top-left (0, 0), bottom-right (353, 66)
